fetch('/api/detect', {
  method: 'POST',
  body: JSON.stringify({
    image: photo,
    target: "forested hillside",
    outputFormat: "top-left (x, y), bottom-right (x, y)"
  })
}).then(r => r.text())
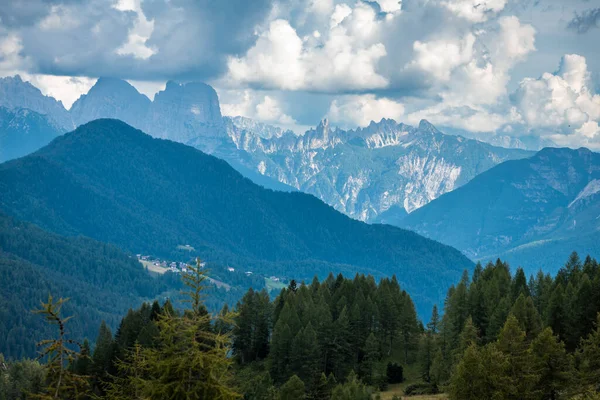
top-left (0, 119), bottom-right (473, 316)
top-left (402, 147), bottom-right (600, 273)
top-left (0, 213), bottom-right (254, 360)
top-left (0, 212), bottom-right (179, 359)
top-left (2, 252), bottom-right (600, 399)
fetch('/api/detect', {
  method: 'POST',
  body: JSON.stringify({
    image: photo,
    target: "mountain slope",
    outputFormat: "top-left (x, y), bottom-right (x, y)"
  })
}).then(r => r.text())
top-left (401, 147), bottom-right (600, 273)
top-left (0, 119), bottom-right (473, 315)
top-left (70, 77), bottom-right (151, 128)
top-left (207, 118), bottom-right (533, 222)
top-left (0, 75), bottom-right (73, 130)
top-left (0, 212), bottom-right (176, 359)
top-left (0, 76), bottom-right (532, 221)
top-left (0, 107), bottom-right (63, 162)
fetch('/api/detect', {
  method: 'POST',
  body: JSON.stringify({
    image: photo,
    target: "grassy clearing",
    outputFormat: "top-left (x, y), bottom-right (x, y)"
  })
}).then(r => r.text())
top-left (265, 277), bottom-right (287, 291)
top-left (377, 384), bottom-right (448, 400)
top-left (141, 260), bottom-right (168, 274)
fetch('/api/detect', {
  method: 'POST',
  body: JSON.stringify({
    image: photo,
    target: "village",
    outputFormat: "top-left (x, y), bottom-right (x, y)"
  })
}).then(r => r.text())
top-left (135, 254), bottom-right (287, 292)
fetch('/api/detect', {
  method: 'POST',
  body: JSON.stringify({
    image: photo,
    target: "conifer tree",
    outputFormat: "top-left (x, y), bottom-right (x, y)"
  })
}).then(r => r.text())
top-left (33, 295), bottom-right (90, 399)
top-left (280, 375), bottom-right (305, 400)
top-left (142, 258), bottom-right (239, 399)
top-left (578, 313), bottom-right (600, 390)
top-left (496, 315), bottom-right (538, 399)
top-left (102, 343), bottom-right (148, 400)
top-left (530, 327), bottom-right (573, 400)
top-left (510, 294), bottom-right (543, 341)
top-left (449, 344), bottom-right (507, 400)
top-left (359, 333), bottom-right (380, 385)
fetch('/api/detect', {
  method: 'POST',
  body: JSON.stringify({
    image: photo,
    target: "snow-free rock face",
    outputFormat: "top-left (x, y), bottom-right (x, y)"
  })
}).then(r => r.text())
top-left (70, 77), bottom-right (151, 129)
top-left (401, 147), bottom-right (600, 271)
top-left (147, 81), bottom-right (223, 142)
top-left (0, 76), bottom-right (73, 130)
top-left (0, 76), bottom-right (533, 222)
top-left (214, 117), bottom-right (532, 222)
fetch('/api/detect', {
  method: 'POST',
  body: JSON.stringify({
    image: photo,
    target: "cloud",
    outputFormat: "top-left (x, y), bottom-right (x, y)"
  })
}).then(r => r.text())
top-left (327, 94), bottom-right (404, 127)
top-left (513, 54), bottom-right (599, 128)
top-left (220, 89), bottom-right (297, 127)
top-left (25, 74), bottom-right (96, 109)
top-left (256, 95), bottom-right (296, 124)
top-left (0, 0), bottom-right (273, 81)
top-left (567, 8), bottom-right (600, 34)
top-left (114, 0), bottom-right (156, 60)
top-left (226, 1), bottom-right (388, 92)
top-left (512, 54), bottom-right (600, 148)
top-left (409, 33), bottom-right (475, 82)
top-left (440, 0), bottom-right (507, 23)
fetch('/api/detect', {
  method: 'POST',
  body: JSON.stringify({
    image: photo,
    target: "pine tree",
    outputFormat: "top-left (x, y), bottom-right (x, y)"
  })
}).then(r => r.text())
top-left (427, 305), bottom-right (440, 334)
top-left (578, 313), bottom-right (600, 390)
top-left (530, 327), bottom-right (573, 400)
top-left (359, 333), bottom-right (380, 385)
top-left (280, 375), bottom-right (305, 400)
top-left (510, 294), bottom-right (543, 341)
top-left (496, 315), bottom-right (538, 399)
top-left (142, 258), bottom-right (239, 399)
top-left (102, 343), bottom-right (148, 400)
top-left (331, 306), bottom-right (352, 380)
top-left (308, 373), bottom-right (331, 400)
top-left (72, 339), bottom-right (91, 376)
top-left (33, 295), bottom-right (90, 399)
top-left (449, 344), bottom-right (507, 400)
top-left (455, 316), bottom-right (478, 360)
top-left (417, 332), bottom-right (435, 383)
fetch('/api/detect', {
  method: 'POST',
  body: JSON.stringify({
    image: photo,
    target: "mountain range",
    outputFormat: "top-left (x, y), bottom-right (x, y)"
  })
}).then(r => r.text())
top-left (0, 75), bottom-right (533, 223)
top-left (0, 107), bottom-right (63, 162)
top-left (401, 147), bottom-right (600, 273)
top-left (0, 119), bottom-right (473, 316)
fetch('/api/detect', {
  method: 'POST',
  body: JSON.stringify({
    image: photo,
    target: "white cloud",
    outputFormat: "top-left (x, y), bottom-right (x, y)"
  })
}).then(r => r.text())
top-left (256, 96), bottom-right (296, 124)
top-left (327, 94), bottom-right (404, 127)
top-left (512, 54), bottom-right (600, 148)
top-left (376, 0), bottom-right (402, 14)
top-left (440, 0), bottom-right (507, 23)
top-left (410, 33), bottom-right (475, 82)
top-left (26, 75), bottom-right (97, 109)
top-left (405, 103), bottom-right (516, 132)
top-left (39, 5), bottom-right (81, 31)
top-left (227, 1), bottom-right (388, 92)
top-left (0, 34), bottom-right (31, 75)
top-left (114, 0), bottom-right (156, 60)
top-left (513, 54), bottom-right (600, 129)
top-left (220, 89), bottom-right (297, 126)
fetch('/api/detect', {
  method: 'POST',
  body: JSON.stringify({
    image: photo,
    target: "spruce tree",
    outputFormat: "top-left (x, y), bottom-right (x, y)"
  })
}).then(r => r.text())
top-left (496, 315), bottom-right (537, 399)
top-left (578, 313), bottom-right (600, 390)
top-left (280, 375), bottom-right (305, 400)
top-left (530, 327), bottom-right (573, 400)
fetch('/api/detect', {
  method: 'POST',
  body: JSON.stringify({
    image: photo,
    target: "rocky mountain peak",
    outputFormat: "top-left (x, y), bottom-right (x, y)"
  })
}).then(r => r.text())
top-left (418, 119), bottom-right (440, 134)
top-left (0, 75), bottom-right (73, 130)
top-left (70, 77), bottom-right (150, 128)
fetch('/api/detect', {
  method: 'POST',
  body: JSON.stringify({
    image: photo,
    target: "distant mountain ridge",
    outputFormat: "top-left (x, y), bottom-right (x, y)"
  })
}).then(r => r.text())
top-left (0, 75), bottom-right (533, 222)
top-left (0, 107), bottom-right (63, 162)
top-left (401, 147), bottom-right (600, 273)
top-left (0, 119), bottom-right (473, 316)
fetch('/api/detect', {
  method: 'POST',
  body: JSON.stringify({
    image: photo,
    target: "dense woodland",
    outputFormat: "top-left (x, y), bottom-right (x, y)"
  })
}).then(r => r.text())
top-left (1, 252), bottom-right (600, 399)
top-left (0, 213), bottom-right (258, 360)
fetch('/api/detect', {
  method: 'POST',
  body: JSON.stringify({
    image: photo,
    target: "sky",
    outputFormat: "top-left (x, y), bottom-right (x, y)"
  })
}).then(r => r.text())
top-left (1, 0), bottom-right (599, 148)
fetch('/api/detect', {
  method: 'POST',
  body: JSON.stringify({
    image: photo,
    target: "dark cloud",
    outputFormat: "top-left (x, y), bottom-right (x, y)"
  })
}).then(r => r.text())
top-left (567, 8), bottom-right (600, 34)
top-left (3, 0), bottom-right (273, 82)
